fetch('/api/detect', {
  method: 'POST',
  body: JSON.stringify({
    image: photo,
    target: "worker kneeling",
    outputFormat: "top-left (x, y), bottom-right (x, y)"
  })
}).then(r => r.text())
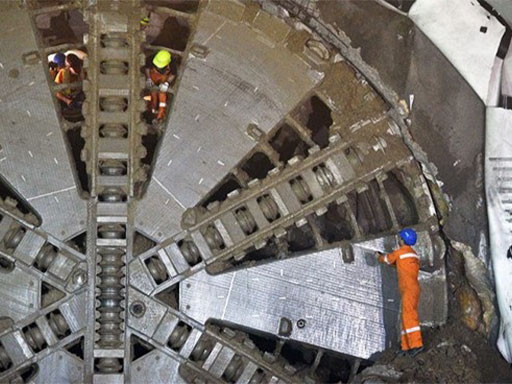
top-left (146, 50), bottom-right (175, 122)
top-left (377, 228), bottom-right (424, 357)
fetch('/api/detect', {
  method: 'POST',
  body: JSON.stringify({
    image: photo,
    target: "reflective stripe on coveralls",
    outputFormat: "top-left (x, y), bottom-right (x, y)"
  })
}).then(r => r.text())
top-left (399, 253), bottom-right (420, 260)
top-left (401, 326), bottom-right (421, 335)
top-left (379, 245), bottom-right (423, 350)
top-left (149, 67), bottom-right (171, 119)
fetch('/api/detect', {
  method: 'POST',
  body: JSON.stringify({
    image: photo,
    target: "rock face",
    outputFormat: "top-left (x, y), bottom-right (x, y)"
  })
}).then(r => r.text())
top-left (355, 321), bottom-right (512, 384)
top-left (457, 283), bottom-right (483, 332)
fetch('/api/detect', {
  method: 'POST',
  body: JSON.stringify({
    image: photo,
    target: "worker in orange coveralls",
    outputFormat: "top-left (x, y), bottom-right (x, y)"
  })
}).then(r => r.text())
top-left (376, 228), bottom-right (424, 357)
top-left (145, 50), bottom-right (175, 121)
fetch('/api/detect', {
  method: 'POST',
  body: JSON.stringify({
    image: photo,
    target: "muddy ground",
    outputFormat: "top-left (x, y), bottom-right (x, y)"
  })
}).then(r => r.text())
top-left (355, 247), bottom-right (512, 383)
top-left (361, 322), bottom-right (512, 383)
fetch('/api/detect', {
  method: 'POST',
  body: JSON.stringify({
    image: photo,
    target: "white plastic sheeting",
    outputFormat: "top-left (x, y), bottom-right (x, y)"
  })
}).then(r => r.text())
top-left (409, 0), bottom-right (505, 105)
top-left (502, 40), bottom-right (512, 97)
top-left (485, 107), bottom-right (512, 363)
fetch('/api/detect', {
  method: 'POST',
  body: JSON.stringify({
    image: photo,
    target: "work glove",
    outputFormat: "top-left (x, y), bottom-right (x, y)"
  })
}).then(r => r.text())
top-left (159, 82), bottom-right (170, 93)
top-left (146, 78), bottom-right (154, 89)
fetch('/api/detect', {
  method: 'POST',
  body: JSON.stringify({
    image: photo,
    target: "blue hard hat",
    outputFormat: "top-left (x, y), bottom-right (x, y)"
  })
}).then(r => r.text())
top-left (53, 52), bottom-right (66, 67)
top-left (399, 228), bottom-right (417, 245)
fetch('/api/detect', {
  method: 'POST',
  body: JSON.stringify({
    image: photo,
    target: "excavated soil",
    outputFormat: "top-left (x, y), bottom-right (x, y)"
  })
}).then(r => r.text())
top-left (370, 321), bottom-right (512, 383)
top-left (356, 247), bottom-right (512, 383)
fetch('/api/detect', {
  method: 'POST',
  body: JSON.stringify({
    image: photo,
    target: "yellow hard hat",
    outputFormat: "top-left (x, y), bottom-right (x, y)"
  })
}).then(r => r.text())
top-left (140, 15), bottom-right (150, 26)
top-left (153, 50), bottom-right (171, 69)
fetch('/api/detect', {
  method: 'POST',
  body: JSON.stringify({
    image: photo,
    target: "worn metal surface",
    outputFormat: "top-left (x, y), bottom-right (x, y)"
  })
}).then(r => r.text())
top-left (135, 180), bottom-right (184, 241)
top-left (0, 267), bottom-right (39, 322)
top-left (180, 232), bottom-right (446, 360)
top-left (126, 288), bottom-right (300, 383)
top-left (0, 0), bottom-right (450, 382)
top-left (181, 247), bottom-right (399, 360)
top-left (0, 6), bottom-right (86, 239)
top-left (80, 0), bottom-right (145, 379)
top-left (34, 350), bottom-right (84, 384)
top-left (136, 0), bottom-right (321, 241)
top-left (0, 290), bottom-right (87, 380)
top-left (131, 350), bottom-right (185, 384)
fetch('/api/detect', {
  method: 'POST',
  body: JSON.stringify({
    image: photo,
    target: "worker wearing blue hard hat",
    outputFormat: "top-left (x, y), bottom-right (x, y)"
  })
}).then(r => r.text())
top-left (49, 52), bottom-right (66, 80)
top-left (376, 228), bottom-right (424, 357)
top-left (53, 52), bottom-right (66, 67)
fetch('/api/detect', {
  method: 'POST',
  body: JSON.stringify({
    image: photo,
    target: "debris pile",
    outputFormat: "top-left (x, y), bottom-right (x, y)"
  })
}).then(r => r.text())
top-left (355, 244), bottom-right (512, 383)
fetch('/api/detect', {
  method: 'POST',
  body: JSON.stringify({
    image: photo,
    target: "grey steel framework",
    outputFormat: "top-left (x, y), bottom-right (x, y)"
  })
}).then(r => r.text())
top-left (0, 0), bottom-right (446, 383)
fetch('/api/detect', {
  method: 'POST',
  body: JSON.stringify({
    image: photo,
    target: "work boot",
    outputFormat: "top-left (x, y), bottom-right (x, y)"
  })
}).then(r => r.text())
top-left (407, 346), bottom-right (424, 357)
top-left (396, 349), bottom-right (408, 357)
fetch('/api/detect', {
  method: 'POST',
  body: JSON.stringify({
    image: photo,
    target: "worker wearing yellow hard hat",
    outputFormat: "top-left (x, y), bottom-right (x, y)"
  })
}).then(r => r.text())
top-left (153, 50), bottom-right (171, 69)
top-left (145, 50), bottom-right (175, 121)
top-left (140, 14), bottom-right (150, 26)
top-left (139, 10), bottom-right (166, 45)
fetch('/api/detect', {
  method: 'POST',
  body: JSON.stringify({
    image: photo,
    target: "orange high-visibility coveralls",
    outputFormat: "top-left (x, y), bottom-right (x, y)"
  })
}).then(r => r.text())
top-left (379, 245), bottom-right (423, 350)
top-left (148, 66), bottom-right (172, 120)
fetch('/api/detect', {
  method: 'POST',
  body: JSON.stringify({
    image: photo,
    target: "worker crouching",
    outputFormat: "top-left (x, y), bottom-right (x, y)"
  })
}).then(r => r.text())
top-left (145, 50), bottom-right (175, 122)
top-left (377, 228), bottom-right (424, 357)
